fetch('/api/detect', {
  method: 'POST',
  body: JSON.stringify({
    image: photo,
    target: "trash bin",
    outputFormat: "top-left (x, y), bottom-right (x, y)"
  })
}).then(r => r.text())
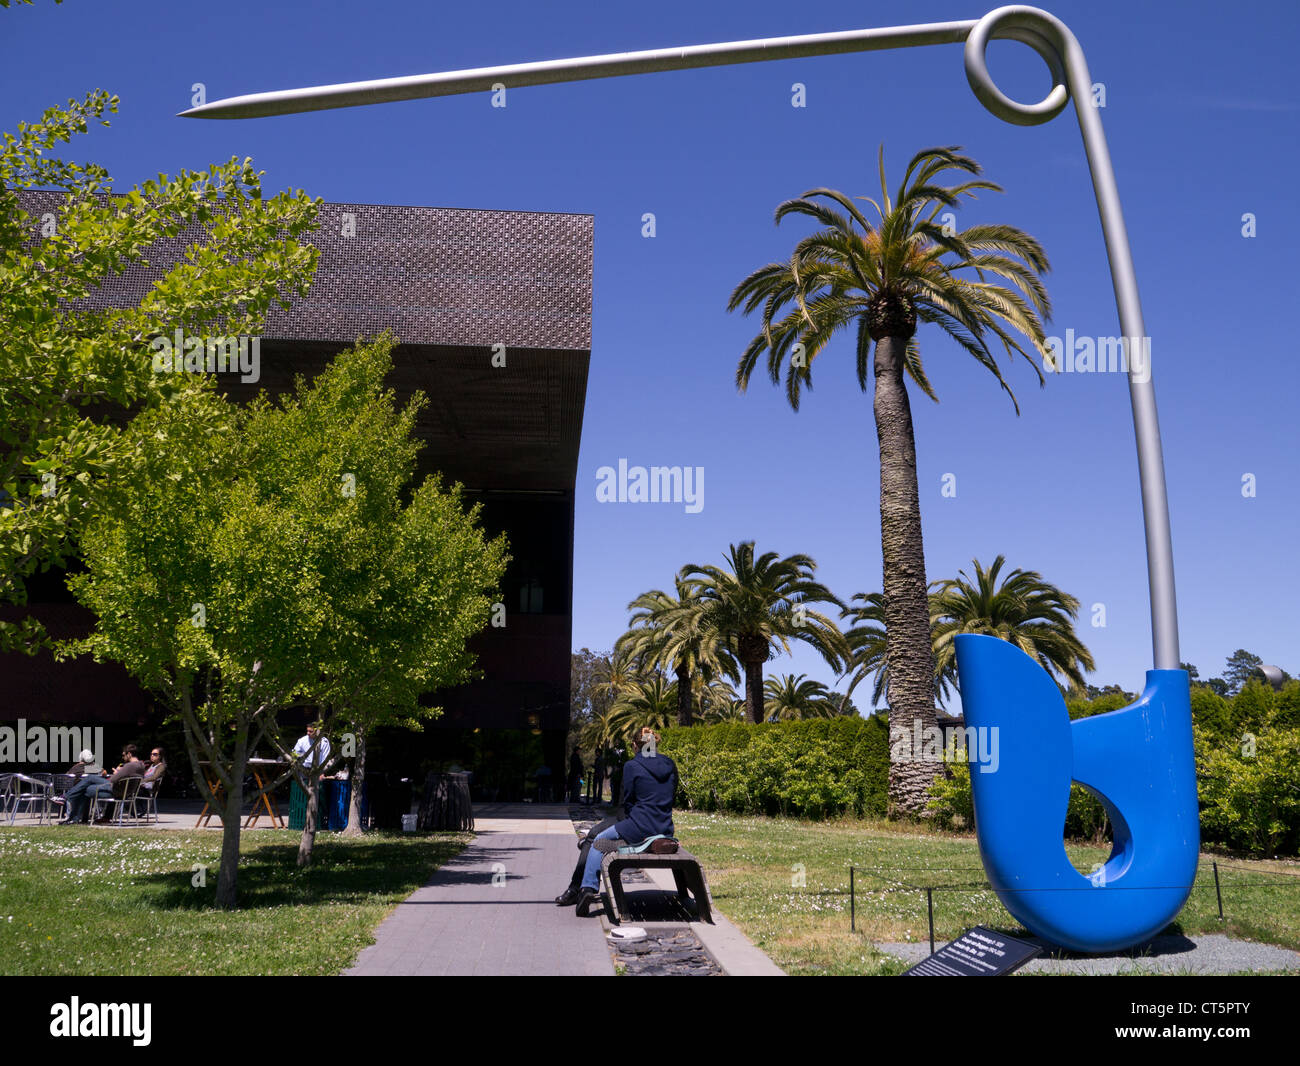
top-left (288, 780), bottom-right (316, 831)
top-left (290, 780), bottom-right (350, 830)
top-left (323, 779), bottom-right (350, 831)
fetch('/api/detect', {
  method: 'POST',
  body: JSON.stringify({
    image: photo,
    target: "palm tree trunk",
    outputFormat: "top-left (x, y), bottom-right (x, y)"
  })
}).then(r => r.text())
top-left (675, 660), bottom-right (694, 726)
top-left (744, 660), bottom-right (764, 723)
top-left (873, 335), bottom-right (940, 815)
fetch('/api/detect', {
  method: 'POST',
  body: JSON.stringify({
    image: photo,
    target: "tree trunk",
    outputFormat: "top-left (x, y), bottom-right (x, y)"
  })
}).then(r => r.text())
top-left (298, 774), bottom-right (318, 866)
top-left (744, 659), bottom-right (764, 724)
top-left (341, 732), bottom-right (365, 838)
top-left (873, 334), bottom-right (940, 816)
top-left (214, 722), bottom-right (249, 909)
top-left (675, 660), bottom-right (694, 726)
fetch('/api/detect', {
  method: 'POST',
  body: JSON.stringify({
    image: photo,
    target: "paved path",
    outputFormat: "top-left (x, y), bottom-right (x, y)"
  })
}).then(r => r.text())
top-left (345, 803), bottom-right (614, 976)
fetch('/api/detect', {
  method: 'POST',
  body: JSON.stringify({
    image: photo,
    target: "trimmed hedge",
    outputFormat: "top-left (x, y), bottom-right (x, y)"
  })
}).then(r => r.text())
top-left (659, 715), bottom-right (889, 820)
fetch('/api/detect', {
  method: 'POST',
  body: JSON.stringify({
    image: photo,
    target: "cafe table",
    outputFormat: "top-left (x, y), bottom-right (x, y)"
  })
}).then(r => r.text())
top-left (195, 759), bottom-right (288, 829)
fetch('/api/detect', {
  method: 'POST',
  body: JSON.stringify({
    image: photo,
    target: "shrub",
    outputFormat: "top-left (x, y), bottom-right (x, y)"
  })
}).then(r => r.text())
top-left (1190, 712), bottom-right (1300, 852)
top-left (659, 715), bottom-right (889, 820)
top-left (927, 755), bottom-right (973, 830)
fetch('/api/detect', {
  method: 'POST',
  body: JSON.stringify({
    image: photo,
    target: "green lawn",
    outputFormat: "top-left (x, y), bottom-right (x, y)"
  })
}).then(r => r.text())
top-left (673, 812), bottom-right (1300, 976)
top-left (0, 827), bottom-right (471, 975)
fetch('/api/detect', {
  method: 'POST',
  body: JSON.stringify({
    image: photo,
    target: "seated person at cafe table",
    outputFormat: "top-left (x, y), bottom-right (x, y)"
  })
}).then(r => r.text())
top-left (61, 745), bottom-right (147, 824)
top-left (137, 745), bottom-right (166, 810)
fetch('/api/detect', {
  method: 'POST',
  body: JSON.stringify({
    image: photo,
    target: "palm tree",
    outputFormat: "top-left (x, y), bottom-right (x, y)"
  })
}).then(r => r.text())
top-left (841, 587), bottom-right (951, 710)
top-left (697, 676), bottom-right (747, 723)
top-left (683, 542), bottom-right (847, 724)
top-left (606, 674), bottom-right (678, 745)
top-left (729, 146), bottom-right (1052, 814)
top-left (579, 702), bottom-right (623, 757)
top-left (594, 648), bottom-right (638, 709)
top-left (931, 555), bottom-right (1095, 694)
top-left (763, 673), bottom-right (840, 721)
top-left (615, 576), bottom-right (739, 726)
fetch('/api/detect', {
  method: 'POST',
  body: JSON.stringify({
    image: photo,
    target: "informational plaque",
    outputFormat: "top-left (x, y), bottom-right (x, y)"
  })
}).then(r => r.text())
top-left (902, 926), bottom-right (1040, 976)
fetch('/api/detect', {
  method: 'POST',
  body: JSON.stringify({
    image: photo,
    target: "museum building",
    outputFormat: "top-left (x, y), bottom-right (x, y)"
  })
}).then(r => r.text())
top-left (2, 191), bottom-right (593, 788)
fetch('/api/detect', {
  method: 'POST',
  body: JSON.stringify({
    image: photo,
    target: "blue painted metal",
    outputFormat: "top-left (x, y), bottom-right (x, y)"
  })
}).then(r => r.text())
top-left (955, 634), bottom-right (1199, 952)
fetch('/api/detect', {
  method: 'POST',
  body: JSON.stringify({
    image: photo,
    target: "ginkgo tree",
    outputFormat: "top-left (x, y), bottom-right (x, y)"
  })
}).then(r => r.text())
top-left (237, 335), bottom-right (509, 866)
top-left (67, 337), bottom-right (508, 904)
top-left (0, 87), bottom-right (319, 654)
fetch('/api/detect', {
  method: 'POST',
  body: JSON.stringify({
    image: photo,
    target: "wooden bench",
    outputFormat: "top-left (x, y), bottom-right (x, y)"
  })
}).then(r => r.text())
top-left (600, 847), bottom-right (715, 925)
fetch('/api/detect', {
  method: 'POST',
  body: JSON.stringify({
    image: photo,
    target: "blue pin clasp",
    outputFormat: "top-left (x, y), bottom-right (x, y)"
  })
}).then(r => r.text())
top-left (954, 633), bottom-right (1199, 953)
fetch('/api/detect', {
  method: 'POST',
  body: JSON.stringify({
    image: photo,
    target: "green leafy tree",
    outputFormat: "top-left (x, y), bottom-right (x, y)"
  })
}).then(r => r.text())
top-left (571, 648), bottom-right (615, 749)
top-left (65, 383), bottom-right (315, 907)
top-left (1196, 698), bottom-right (1300, 856)
top-left (68, 339), bottom-right (507, 897)
top-left (1, 91), bottom-right (318, 653)
top-left (682, 542), bottom-right (847, 724)
top-left (1222, 649), bottom-right (1265, 697)
top-left (729, 146), bottom-right (1051, 814)
top-left (237, 337), bottom-right (507, 859)
top-left (1189, 685), bottom-right (1234, 746)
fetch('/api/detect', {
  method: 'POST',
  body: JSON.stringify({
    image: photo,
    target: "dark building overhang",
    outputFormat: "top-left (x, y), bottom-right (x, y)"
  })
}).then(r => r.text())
top-left (7, 192), bottom-right (591, 736)
top-left (19, 192), bottom-right (593, 491)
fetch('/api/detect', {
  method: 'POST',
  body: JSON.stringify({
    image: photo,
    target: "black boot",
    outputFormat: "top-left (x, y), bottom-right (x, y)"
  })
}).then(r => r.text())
top-left (554, 885), bottom-right (582, 906)
top-left (575, 887), bottom-right (600, 917)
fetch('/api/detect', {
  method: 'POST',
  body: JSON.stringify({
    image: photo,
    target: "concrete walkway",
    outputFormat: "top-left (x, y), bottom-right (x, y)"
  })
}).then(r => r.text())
top-left (345, 803), bottom-right (615, 976)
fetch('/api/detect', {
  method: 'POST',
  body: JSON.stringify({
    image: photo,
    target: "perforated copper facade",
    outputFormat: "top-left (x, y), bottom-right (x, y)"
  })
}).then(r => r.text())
top-left (9, 192), bottom-right (590, 735)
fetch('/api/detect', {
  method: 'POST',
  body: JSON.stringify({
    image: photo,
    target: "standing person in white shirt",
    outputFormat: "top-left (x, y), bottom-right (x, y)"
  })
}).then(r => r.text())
top-left (293, 721), bottom-right (331, 772)
top-left (292, 720), bottom-right (335, 828)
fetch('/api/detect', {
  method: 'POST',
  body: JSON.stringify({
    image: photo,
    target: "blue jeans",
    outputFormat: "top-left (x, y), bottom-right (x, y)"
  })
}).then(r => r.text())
top-left (64, 777), bottom-right (113, 822)
top-left (580, 826), bottom-right (619, 890)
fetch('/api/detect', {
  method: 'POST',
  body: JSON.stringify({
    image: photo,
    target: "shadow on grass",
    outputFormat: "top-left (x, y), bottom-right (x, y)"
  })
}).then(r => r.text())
top-left (139, 832), bottom-right (472, 912)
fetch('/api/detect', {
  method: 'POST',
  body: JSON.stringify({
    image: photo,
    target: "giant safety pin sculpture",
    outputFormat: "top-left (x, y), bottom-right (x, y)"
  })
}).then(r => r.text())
top-left (184, 6), bottom-right (1198, 953)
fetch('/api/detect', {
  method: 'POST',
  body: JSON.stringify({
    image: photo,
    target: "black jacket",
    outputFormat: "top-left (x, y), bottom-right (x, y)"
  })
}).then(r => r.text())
top-left (614, 751), bottom-right (677, 842)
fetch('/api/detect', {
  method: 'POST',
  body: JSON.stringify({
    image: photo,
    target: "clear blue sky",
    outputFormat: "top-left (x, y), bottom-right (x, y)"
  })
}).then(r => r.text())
top-left (5, 0), bottom-right (1297, 711)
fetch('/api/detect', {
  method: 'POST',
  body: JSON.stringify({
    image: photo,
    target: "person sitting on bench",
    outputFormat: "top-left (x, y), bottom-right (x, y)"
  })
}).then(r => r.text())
top-left (555, 727), bottom-right (678, 915)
